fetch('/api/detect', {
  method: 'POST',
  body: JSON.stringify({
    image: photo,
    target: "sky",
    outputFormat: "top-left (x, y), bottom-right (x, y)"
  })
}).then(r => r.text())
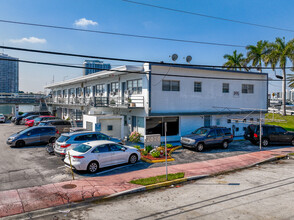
top-left (0, 0), bottom-right (294, 93)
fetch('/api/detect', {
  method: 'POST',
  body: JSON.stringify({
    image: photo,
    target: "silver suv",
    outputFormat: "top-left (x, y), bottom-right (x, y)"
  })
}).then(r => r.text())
top-left (54, 131), bottom-right (122, 157)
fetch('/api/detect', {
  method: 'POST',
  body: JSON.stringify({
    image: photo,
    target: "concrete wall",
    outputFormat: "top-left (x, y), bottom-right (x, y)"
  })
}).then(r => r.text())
top-left (150, 65), bottom-right (268, 114)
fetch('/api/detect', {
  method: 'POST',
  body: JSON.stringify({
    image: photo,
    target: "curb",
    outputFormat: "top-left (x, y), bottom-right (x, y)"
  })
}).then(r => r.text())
top-left (140, 146), bottom-right (182, 163)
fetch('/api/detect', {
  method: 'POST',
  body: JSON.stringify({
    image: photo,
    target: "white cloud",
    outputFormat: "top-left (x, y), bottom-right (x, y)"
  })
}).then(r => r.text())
top-left (74, 18), bottom-right (98, 27)
top-left (10, 37), bottom-right (47, 44)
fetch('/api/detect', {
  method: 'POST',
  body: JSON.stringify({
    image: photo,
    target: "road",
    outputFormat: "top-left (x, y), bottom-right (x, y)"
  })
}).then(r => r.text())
top-left (34, 158), bottom-right (294, 220)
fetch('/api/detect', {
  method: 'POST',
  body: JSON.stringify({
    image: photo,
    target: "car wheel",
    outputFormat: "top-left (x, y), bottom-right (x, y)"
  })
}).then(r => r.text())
top-left (291, 138), bottom-right (294, 146)
top-left (196, 143), bottom-right (204, 152)
top-left (49, 137), bottom-right (56, 143)
top-left (262, 138), bottom-right (269, 147)
top-left (87, 161), bottom-right (99, 173)
top-left (222, 141), bottom-right (229, 149)
top-left (129, 154), bottom-right (138, 164)
top-left (15, 140), bottom-right (25, 148)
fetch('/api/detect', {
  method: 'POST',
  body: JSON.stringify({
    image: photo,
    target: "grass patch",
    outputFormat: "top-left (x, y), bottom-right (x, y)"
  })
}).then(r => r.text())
top-left (130, 172), bottom-right (185, 186)
top-left (265, 113), bottom-right (294, 131)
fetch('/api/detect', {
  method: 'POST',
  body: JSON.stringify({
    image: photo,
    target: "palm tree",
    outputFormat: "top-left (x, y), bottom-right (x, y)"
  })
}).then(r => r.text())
top-left (264, 37), bottom-right (294, 116)
top-left (223, 50), bottom-right (247, 71)
top-left (246, 40), bottom-right (269, 72)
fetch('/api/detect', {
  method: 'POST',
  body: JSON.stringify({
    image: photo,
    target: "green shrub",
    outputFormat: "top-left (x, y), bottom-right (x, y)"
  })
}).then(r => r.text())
top-left (151, 150), bottom-right (160, 158)
top-left (133, 145), bottom-right (141, 150)
top-left (166, 144), bottom-right (173, 148)
top-left (142, 150), bottom-right (148, 156)
top-left (145, 145), bottom-right (153, 153)
top-left (18, 112), bottom-right (24, 115)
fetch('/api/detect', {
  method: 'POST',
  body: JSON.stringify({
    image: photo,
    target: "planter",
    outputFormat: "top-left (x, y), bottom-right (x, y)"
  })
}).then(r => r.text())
top-left (129, 103), bottom-right (136, 107)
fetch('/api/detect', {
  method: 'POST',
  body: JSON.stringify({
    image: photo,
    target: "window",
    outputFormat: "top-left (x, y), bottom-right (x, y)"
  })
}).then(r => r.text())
top-left (227, 119), bottom-right (231, 123)
top-left (92, 144), bottom-right (109, 153)
top-left (96, 133), bottom-right (109, 140)
top-left (242, 84), bottom-right (254, 94)
top-left (194, 82), bottom-right (202, 92)
top-left (85, 86), bottom-right (92, 96)
top-left (216, 119), bottom-right (221, 126)
top-left (222, 83), bottom-right (229, 93)
top-left (243, 119), bottom-right (247, 123)
top-left (216, 129), bottom-right (224, 136)
top-left (109, 144), bottom-right (122, 151)
top-left (162, 80), bottom-right (180, 91)
top-left (146, 117), bottom-right (179, 136)
top-left (275, 127), bottom-right (286, 134)
top-left (73, 144), bottom-right (92, 153)
top-left (76, 87), bottom-right (83, 97)
top-left (63, 89), bottom-right (68, 97)
top-left (74, 134), bottom-right (97, 141)
top-left (137, 117), bottom-right (144, 128)
top-left (127, 79), bottom-right (142, 94)
top-left (236, 127), bottom-right (239, 132)
top-left (96, 84), bottom-right (104, 95)
top-left (111, 82), bottom-right (119, 93)
top-left (208, 130), bottom-right (216, 138)
top-left (69, 88), bottom-right (75, 97)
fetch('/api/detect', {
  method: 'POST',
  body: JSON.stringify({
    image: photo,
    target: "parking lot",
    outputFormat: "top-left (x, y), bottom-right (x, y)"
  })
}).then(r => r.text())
top-left (1, 122), bottom-right (293, 191)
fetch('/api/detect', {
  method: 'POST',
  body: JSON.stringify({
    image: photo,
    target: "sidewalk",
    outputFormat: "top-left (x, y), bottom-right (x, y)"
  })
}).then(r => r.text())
top-left (1, 147), bottom-right (294, 218)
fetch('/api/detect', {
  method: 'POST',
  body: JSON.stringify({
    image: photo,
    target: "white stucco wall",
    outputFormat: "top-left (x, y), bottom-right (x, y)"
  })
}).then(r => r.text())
top-left (150, 65), bottom-right (268, 114)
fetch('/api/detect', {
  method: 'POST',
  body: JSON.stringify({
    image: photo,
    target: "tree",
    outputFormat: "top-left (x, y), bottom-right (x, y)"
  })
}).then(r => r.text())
top-left (264, 37), bottom-right (294, 115)
top-left (246, 40), bottom-right (269, 72)
top-left (223, 50), bottom-right (248, 71)
top-left (287, 74), bottom-right (294, 88)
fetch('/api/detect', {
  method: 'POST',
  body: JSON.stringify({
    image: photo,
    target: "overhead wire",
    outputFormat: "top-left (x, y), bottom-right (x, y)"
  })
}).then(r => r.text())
top-left (122, 0), bottom-right (294, 33)
top-left (0, 45), bottom-right (293, 70)
top-left (0, 19), bottom-right (245, 48)
top-left (0, 57), bottom-right (287, 82)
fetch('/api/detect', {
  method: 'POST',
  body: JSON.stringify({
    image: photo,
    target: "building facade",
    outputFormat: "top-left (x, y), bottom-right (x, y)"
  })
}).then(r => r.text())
top-left (0, 54), bottom-right (19, 93)
top-left (46, 63), bottom-right (268, 142)
top-left (83, 60), bottom-right (111, 76)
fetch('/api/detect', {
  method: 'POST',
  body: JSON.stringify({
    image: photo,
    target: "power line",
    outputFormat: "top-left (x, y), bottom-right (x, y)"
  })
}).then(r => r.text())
top-left (0, 57), bottom-right (287, 82)
top-left (122, 0), bottom-right (294, 33)
top-left (0, 45), bottom-right (293, 70)
top-left (0, 19), bottom-right (245, 48)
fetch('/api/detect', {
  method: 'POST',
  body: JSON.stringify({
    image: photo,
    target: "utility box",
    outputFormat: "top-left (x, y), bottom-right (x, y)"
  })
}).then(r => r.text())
top-left (144, 134), bottom-right (161, 147)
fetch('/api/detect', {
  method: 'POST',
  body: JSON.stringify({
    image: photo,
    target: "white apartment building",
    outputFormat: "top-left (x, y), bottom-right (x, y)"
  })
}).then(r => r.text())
top-left (45, 63), bottom-right (268, 142)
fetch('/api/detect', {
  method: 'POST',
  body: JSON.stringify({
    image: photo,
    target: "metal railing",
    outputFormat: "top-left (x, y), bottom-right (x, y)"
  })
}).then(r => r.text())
top-left (94, 96), bottom-right (144, 108)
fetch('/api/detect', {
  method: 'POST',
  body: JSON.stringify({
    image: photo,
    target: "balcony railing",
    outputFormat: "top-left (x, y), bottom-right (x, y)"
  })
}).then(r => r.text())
top-left (95, 96), bottom-right (144, 108)
top-left (47, 96), bottom-right (144, 108)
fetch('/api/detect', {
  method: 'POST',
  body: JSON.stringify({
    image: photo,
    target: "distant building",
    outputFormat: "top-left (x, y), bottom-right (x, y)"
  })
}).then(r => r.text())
top-left (0, 54), bottom-right (19, 93)
top-left (83, 60), bottom-right (111, 76)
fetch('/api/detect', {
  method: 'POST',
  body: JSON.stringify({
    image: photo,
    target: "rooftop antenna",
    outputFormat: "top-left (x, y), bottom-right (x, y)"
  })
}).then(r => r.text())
top-left (169, 54), bottom-right (178, 62)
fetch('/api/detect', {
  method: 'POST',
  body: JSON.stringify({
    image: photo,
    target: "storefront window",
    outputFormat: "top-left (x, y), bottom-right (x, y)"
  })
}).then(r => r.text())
top-left (146, 117), bottom-right (179, 136)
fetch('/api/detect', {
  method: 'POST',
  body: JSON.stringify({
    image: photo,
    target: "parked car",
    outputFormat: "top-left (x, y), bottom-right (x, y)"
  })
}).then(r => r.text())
top-left (13, 111), bottom-right (51, 125)
top-left (22, 115), bottom-right (39, 125)
top-left (244, 124), bottom-right (294, 147)
top-left (39, 119), bottom-right (72, 133)
top-left (0, 114), bottom-right (5, 123)
top-left (6, 126), bottom-right (59, 147)
top-left (33, 116), bottom-right (58, 126)
top-left (180, 126), bottom-right (233, 151)
top-left (54, 131), bottom-right (122, 157)
top-left (63, 140), bottom-right (140, 173)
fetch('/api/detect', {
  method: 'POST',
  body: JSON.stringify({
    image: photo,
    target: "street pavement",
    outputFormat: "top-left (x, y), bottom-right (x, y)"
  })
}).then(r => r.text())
top-left (1, 146), bottom-right (294, 218)
top-left (35, 157), bottom-right (294, 220)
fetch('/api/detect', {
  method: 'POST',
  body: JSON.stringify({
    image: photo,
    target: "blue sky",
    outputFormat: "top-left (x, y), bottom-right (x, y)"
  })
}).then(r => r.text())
top-left (0, 0), bottom-right (293, 93)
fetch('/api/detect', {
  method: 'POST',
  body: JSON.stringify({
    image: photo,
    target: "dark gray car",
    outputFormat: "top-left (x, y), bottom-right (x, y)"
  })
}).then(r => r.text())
top-left (181, 127), bottom-right (233, 151)
top-left (7, 126), bottom-right (58, 147)
top-left (39, 120), bottom-right (72, 133)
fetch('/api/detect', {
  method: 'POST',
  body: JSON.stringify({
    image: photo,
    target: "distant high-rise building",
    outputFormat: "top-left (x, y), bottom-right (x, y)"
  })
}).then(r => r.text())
top-left (0, 54), bottom-right (19, 93)
top-left (83, 60), bottom-right (111, 75)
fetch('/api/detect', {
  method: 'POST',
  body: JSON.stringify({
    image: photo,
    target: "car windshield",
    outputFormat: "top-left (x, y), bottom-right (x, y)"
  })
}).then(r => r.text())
top-left (57, 135), bottom-right (70, 142)
top-left (38, 122), bottom-right (48, 126)
top-left (73, 144), bottom-right (92, 153)
top-left (192, 128), bottom-right (210, 136)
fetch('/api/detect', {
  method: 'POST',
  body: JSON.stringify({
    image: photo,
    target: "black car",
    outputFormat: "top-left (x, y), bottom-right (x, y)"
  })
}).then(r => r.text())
top-left (13, 111), bottom-right (51, 125)
top-left (244, 124), bottom-right (294, 147)
top-left (180, 127), bottom-right (233, 151)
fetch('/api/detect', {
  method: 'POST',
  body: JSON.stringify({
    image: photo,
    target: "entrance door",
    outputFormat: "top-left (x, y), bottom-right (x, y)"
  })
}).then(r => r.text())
top-left (204, 116), bottom-right (211, 127)
top-left (132, 116), bottom-right (137, 131)
top-left (107, 84), bottom-right (110, 105)
top-left (122, 82), bottom-right (126, 104)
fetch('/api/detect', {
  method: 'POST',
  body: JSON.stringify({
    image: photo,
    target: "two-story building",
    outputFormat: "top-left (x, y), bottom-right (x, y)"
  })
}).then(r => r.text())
top-left (45, 63), bottom-right (268, 142)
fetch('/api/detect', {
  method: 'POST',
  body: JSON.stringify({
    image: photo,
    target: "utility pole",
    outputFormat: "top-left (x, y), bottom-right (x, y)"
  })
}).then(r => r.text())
top-left (165, 122), bottom-right (168, 181)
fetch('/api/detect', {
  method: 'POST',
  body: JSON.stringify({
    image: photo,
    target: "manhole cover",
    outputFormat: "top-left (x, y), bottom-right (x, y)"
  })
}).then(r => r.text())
top-left (61, 184), bottom-right (77, 189)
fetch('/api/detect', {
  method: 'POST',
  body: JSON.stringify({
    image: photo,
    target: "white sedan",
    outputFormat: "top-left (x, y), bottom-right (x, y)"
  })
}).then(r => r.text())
top-left (64, 140), bottom-right (141, 173)
top-left (0, 114), bottom-right (5, 123)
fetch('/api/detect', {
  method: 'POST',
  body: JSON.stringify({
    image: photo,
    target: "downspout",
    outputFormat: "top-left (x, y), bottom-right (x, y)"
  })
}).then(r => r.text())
top-left (148, 63), bottom-right (152, 117)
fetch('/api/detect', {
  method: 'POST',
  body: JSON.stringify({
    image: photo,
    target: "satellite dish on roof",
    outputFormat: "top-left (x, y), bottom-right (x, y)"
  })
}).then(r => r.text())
top-left (170, 54), bottom-right (178, 62)
top-left (186, 55), bottom-right (192, 63)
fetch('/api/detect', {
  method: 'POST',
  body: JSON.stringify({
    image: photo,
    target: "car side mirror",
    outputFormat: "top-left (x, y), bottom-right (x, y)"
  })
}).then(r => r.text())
top-left (121, 147), bottom-right (126, 151)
